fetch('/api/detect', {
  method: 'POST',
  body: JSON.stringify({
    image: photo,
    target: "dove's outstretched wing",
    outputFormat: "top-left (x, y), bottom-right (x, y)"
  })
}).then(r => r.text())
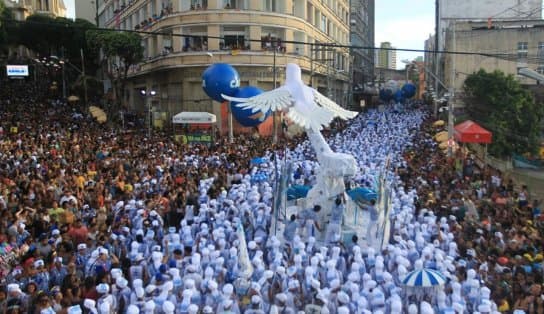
top-left (312, 89), bottom-right (358, 120)
top-left (221, 87), bottom-right (293, 114)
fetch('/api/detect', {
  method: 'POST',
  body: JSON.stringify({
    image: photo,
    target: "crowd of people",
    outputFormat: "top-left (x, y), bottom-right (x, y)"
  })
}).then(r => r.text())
top-left (0, 78), bottom-right (541, 314)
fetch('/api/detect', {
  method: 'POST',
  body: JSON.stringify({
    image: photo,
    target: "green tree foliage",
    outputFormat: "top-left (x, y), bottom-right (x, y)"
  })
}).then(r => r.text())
top-left (0, 2), bottom-right (13, 54)
top-left (18, 15), bottom-right (96, 60)
top-left (86, 30), bottom-right (143, 107)
top-left (463, 69), bottom-right (544, 157)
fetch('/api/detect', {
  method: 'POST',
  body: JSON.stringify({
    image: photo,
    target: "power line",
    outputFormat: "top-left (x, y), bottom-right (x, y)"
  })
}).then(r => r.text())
top-left (4, 17), bottom-right (542, 65)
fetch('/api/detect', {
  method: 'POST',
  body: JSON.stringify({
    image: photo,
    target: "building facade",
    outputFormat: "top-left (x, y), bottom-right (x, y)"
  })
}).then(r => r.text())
top-left (444, 19), bottom-right (544, 94)
top-left (75, 0), bottom-right (98, 24)
top-left (97, 0), bottom-right (352, 132)
top-left (349, 0), bottom-right (374, 108)
top-left (3, 0), bottom-right (67, 20)
top-left (376, 41), bottom-right (396, 70)
top-left (431, 0), bottom-right (541, 95)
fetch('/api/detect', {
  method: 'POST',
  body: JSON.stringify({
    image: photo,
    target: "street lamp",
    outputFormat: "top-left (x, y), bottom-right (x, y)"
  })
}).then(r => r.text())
top-left (140, 89), bottom-right (157, 138)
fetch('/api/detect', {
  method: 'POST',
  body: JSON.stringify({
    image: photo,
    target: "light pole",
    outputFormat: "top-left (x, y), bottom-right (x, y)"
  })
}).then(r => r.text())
top-left (272, 47), bottom-right (277, 144)
top-left (140, 89), bottom-right (157, 138)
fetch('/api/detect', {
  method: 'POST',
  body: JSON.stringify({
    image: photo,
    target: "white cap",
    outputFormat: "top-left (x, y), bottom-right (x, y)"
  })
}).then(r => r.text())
top-left (127, 305), bottom-right (139, 314)
top-left (83, 299), bottom-right (96, 310)
top-left (96, 283), bottom-right (109, 294)
top-left (162, 301), bottom-right (175, 313)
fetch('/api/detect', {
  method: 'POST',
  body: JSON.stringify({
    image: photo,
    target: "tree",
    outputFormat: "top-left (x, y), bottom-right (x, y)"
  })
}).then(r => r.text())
top-left (86, 30), bottom-right (143, 108)
top-left (0, 2), bottom-right (13, 55)
top-left (463, 69), bottom-right (544, 157)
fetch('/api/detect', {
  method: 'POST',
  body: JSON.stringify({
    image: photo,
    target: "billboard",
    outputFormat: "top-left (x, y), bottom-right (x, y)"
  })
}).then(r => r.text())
top-left (6, 65), bottom-right (29, 77)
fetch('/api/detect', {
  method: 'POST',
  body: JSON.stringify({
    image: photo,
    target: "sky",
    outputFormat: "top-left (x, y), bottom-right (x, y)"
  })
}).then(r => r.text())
top-left (64, 0), bottom-right (435, 70)
top-left (375, 0), bottom-right (436, 69)
top-left (65, 0), bottom-right (75, 19)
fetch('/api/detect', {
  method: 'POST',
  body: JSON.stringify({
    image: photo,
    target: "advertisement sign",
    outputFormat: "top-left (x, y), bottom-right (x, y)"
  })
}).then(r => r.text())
top-left (6, 65), bottom-right (29, 77)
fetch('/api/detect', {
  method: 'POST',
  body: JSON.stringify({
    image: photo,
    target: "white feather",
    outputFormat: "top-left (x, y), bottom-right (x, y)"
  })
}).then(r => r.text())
top-left (221, 63), bottom-right (358, 132)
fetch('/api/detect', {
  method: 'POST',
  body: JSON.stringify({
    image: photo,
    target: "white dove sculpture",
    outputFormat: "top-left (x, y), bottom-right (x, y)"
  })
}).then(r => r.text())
top-left (223, 63), bottom-right (359, 217)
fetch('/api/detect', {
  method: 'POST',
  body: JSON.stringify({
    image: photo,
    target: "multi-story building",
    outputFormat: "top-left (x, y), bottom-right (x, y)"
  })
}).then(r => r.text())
top-left (431, 0), bottom-right (541, 95)
top-left (75, 0), bottom-right (98, 24)
top-left (444, 19), bottom-right (544, 93)
top-left (349, 0), bottom-right (374, 108)
top-left (98, 0), bottom-right (352, 133)
top-left (3, 0), bottom-right (67, 20)
top-left (376, 41), bottom-right (396, 70)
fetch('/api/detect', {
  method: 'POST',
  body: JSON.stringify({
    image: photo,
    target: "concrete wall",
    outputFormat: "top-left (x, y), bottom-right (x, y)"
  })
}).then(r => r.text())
top-left (444, 20), bottom-right (544, 92)
top-left (75, 0), bottom-right (97, 23)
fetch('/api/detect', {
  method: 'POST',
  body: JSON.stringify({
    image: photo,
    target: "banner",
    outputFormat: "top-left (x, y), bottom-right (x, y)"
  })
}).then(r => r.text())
top-left (236, 223), bottom-right (253, 279)
top-left (180, 134), bottom-right (212, 144)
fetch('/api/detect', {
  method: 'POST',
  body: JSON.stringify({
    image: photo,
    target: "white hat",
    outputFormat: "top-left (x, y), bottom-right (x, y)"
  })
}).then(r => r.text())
top-left (68, 305), bottom-right (83, 314)
top-left (338, 306), bottom-right (350, 314)
top-left (222, 283), bottom-right (234, 295)
top-left (96, 283), bottom-right (109, 294)
top-left (52, 229), bottom-right (60, 236)
top-left (83, 299), bottom-right (96, 311)
top-left (127, 305), bottom-right (139, 314)
top-left (7, 283), bottom-right (20, 293)
top-left (276, 293), bottom-right (287, 303)
top-left (77, 243), bottom-right (87, 250)
top-left (162, 301), bottom-right (175, 313)
top-left (116, 277), bottom-right (128, 289)
top-left (144, 300), bottom-right (155, 311)
top-left (110, 268), bottom-right (122, 279)
top-left (188, 304), bottom-right (199, 314)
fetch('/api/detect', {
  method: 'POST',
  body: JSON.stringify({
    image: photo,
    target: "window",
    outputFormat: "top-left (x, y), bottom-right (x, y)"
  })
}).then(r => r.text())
top-left (320, 15), bottom-right (327, 33)
top-left (190, 0), bottom-right (208, 10)
top-left (221, 26), bottom-right (249, 50)
top-left (518, 41), bottom-right (528, 60)
top-left (538, 42), bottom-right (544, 60)
top-left (182, 26), bottom-right (207, 51)
top-left (263, 0), bottom-right (277, 12)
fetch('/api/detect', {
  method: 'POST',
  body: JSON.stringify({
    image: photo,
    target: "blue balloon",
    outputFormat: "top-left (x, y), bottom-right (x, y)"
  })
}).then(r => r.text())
top-left (230, 86), bottom-right (271, 127)
top-left (394, 90), bottom-right (404, 103)
top-left (379, 89), bottom-right (393, 102)
top-left (202, 63), bottom-right (240, 102)
top-left (402, 83), bottom-right (417, 99)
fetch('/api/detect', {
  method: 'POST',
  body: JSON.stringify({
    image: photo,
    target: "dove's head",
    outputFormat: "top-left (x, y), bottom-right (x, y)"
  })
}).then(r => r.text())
top-left (285, 63), bottom-right (302, 83)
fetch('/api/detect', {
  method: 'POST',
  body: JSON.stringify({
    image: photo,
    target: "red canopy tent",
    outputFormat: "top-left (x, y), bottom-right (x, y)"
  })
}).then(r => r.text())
top-left (454, 120), bottom-right (492, 144)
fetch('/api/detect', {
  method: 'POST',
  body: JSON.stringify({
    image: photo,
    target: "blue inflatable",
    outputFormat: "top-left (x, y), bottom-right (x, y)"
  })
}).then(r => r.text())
top-left (347, 187), bottom-right (378, 207)
top-left (202, 63), bottom-right (240, 102)
top-left (379, 89), bottom-right (393, 102)
top-left (230, 86), bottom-right (271, 127)
top-left (402, 82), bottom-right (417, 99)
top-left (287, 185), bottom-right (312, 201)
top-left (394, 89), bottom-right (404, 104)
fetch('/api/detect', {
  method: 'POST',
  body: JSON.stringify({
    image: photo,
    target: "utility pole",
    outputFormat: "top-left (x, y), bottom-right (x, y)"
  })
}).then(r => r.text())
top-left (434, 0), bottom-right (440, 118)
top-left (447, 22), bottom-right (456, 157)
top-left (272, 47), bottom-right (277, 144)
top-left (81, 49), bottom-right (88, 106)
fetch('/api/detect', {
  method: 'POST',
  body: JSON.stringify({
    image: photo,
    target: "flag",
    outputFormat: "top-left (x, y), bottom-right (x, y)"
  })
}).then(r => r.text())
top-left (237, 223), bottom-right (253, 279)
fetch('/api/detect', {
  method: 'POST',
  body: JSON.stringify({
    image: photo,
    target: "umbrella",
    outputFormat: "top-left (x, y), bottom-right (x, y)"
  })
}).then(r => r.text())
top-left (347, 187), bottom-right (377, 207)
top-left (287, 185), bottom-right (311, 201)
top-left (250, 157), bottom-right (266, 165)
top-left (402, 268), bottom-right (446, 287)
top-left (433, 120), bottom-right (445, 127)
top-left (67, 95), bottom-right (79, 102)
top-left (89, 106), bottom-right (107, 124)
top-left (434, 131), bottom-right (448, 143)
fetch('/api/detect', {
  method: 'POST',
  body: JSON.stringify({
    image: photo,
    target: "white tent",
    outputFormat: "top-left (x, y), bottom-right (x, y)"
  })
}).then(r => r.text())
top-left (172, 112), bottom-right (217, 124)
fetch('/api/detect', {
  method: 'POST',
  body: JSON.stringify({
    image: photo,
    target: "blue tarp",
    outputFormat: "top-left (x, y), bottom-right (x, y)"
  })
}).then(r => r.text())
top-left (347, 187), bottom-right (378, 206)
top-left (287, 185), bottom-right (311, 201)
top-left (251, 157), bottom-right (267, 165)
